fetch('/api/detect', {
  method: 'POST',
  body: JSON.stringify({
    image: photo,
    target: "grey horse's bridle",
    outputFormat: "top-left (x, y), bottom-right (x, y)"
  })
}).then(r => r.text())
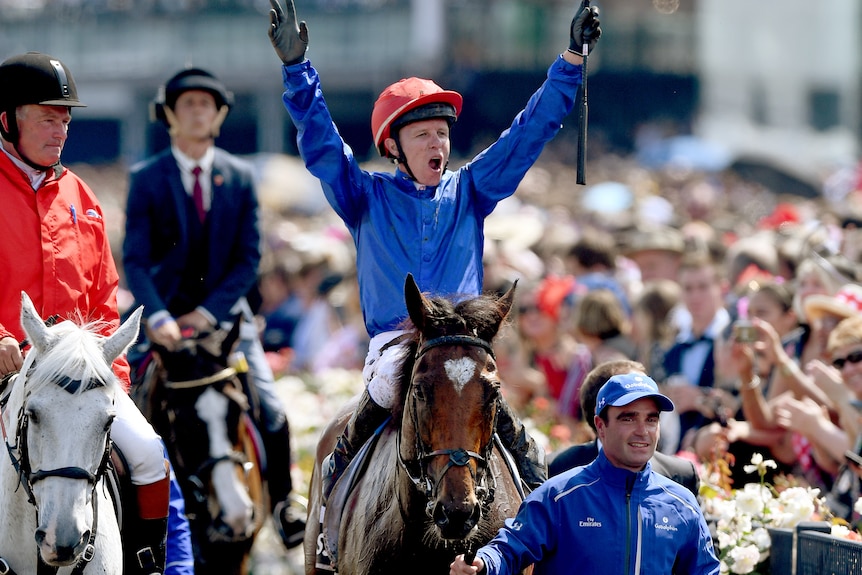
top-left (0, 369), bottom-right (112, 575)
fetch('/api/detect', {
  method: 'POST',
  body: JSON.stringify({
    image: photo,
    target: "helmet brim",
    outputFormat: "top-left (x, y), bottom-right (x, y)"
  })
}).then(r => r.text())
top-left (373, 89), bottom-right (462, 151)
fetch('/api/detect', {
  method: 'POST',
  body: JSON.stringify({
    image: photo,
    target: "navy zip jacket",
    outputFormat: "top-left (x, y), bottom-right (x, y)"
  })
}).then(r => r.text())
top-left (477, 450), bottom-right (720, 575)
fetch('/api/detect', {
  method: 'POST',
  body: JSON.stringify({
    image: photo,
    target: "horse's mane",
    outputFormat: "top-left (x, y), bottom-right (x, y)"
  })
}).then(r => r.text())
top-left (389, 291), bottom-right (510, 422)
top-left (23, 320), bottom-right (118, 396)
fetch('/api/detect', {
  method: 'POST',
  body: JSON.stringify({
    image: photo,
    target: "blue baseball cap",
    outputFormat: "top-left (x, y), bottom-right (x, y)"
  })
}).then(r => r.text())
top-left (595, 373), bottom-right (674, 415)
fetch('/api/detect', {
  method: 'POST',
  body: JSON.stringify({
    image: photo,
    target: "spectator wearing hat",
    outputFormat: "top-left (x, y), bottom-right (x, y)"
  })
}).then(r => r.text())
top-left (621, 225), bottom-right (686, 283)
top-left (451, 373), bottom-right (719, 575)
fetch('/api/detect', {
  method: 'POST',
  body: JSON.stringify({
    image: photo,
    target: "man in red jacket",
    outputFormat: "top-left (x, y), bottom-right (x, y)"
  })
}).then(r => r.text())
top-left (0, 52), bottom-right (174, 575)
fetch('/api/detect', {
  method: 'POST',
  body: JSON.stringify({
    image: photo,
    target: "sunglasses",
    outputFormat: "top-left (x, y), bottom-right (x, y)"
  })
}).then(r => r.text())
top-left (832, 349), bottom-right (862, 370)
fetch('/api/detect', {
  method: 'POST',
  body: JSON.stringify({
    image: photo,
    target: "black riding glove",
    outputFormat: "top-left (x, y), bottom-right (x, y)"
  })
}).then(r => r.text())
top-left (568, 1), bottom-right (602, 56)
top-left (269, 0), bottom-right (309, 66)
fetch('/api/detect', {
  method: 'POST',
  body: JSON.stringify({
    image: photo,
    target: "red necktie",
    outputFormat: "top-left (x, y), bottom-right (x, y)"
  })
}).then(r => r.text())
top-left (191, 166), bottom-right (206, 222)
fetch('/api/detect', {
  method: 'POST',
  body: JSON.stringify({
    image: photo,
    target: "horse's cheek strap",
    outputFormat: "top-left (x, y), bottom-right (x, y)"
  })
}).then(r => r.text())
top-left (136, 460), bottom-right (170, 519)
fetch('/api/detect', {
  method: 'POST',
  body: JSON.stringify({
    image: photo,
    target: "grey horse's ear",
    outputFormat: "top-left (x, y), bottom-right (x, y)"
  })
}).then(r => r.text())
top-left (20, 291), bottom-right (55, 352)
top-left (102, 306), bottom-right (143, 365)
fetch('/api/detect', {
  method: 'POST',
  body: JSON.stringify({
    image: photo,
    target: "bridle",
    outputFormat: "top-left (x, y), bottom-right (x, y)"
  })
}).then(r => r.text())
top-left (0, 367), bottom-right (113, 575)
top-left (161, 364), bottom-right (257, 543)
top-left (397, 334), bottom-right (500, 512)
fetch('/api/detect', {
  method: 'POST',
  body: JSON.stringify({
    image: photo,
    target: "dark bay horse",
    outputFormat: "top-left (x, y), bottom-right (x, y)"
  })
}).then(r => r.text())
top-left (304, 275), bottom-right (527, 575)
top-left (134, 322), bottom-right (266, 575)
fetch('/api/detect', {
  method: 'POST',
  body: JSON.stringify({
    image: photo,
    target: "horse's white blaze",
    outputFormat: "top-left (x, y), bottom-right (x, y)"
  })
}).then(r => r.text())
top-left (195, 388), bottom-right (254, 536)
top-left (444, 357), bottom-right (478, 394)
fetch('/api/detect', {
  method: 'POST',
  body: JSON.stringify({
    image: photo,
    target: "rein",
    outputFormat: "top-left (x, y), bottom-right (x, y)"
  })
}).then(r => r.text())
top-left (398, 334), bottom-right (498, 507)
top-left (163, 366), bottom-right (237, 389)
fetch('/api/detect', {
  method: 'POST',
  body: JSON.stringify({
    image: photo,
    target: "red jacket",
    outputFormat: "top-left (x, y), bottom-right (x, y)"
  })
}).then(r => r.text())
top-left (0, 152), bottom-right (130, 388)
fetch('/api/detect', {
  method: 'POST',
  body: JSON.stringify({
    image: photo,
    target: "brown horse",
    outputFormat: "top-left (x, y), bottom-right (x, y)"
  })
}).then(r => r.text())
top-left (304, 275), bottom-right (527, 575)
top-left (135, 322), bottom-right (266, 575)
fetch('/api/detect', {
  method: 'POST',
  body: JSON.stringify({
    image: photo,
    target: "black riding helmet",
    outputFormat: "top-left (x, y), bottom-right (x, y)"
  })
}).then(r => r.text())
top-left (151, 68), bottom-right (234, 137)
top-left (0, 52), bottom-right (86, 169)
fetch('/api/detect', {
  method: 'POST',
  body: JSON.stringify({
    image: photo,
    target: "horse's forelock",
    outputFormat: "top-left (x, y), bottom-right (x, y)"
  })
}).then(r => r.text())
top-left (26, 321), bottom-right (117, 395)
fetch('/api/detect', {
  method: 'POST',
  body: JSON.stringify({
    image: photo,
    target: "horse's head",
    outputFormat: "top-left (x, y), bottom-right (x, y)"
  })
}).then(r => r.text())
top-left (398, 274), bottom-right (515, 541)
top-left (12, 292), bottom-right (140, 566)
top-left (149, 320), bottom-right (261, 544)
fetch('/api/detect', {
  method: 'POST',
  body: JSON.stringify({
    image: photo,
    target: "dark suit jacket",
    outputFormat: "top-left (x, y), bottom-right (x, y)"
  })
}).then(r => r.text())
top-left (548, 440), bottom-right (701, 498)
top-left (123, 147), bottom-right (261, 324)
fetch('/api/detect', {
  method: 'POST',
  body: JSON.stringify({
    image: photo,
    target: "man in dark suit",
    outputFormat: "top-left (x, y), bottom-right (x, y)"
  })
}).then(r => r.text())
top-left (122, 67), bottom-right (304, 548)
top-left (548, 359), bottom-right (701, 498)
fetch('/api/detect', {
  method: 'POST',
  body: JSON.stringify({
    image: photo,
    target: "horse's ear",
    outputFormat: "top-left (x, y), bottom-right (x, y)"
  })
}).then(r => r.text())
top-left (20, 291), bottom-right (54, 351)
top-left (404, 273), bottom-right (427, 331)
top-left (102, 306), bottom-right (143, 364)
top-left (497, 279), bottom-right (518, 321)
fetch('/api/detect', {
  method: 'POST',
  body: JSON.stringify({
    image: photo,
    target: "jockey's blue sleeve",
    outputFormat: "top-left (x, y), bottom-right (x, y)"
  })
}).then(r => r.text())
top-left (164, 445), bottom-right (194, 575)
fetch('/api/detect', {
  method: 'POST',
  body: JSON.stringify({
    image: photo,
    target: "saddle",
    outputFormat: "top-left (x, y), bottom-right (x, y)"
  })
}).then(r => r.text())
top-left (319, 420), bottom-right (389, 571)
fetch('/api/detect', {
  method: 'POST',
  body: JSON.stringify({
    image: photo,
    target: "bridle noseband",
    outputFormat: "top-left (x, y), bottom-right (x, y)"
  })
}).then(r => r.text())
top-left (398, 334), bottom-right (499, 510)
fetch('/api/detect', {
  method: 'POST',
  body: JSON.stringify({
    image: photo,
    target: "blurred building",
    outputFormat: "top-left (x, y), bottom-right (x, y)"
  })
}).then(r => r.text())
top-left (0, 0), bottom-right (857, 171)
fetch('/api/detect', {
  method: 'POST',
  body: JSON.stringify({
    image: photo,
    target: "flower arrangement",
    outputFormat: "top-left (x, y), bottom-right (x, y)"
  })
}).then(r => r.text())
top-left (700, 453), bottom-right (833, 575)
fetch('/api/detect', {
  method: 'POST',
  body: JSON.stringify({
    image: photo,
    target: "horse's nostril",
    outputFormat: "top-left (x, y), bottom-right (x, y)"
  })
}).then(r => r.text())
top-left (35, 529), bottom-right (46, 546)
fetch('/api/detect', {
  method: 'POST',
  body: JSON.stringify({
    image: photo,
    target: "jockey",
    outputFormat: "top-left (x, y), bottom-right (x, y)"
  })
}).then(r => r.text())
top-left (0, 52), bottom-right (186, 575)
top-left (268, 0), bottom-right (600, 502)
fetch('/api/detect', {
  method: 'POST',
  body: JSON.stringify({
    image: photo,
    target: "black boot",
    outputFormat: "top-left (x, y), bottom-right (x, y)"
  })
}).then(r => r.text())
top-left (261, 420), bottom-right (307, 549)
top-left (496, 398), bottom-right (547, 490)
top-left (131, 518), bottom-right (167, 575)
top-left (322, 389), bottom-right (390, 501)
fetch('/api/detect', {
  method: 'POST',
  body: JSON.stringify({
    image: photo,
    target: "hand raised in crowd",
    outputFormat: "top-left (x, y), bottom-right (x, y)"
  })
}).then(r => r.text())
top-left (772, 393), bottom-right (830, 437)
top-left (0, 336), bottom-right (23, 377)
top-left (268, 0), bottom-right (309, 66)
top-left (748, 316), bottom-right (785, 367)
top-left (806, 358), bottom-right (850, 406)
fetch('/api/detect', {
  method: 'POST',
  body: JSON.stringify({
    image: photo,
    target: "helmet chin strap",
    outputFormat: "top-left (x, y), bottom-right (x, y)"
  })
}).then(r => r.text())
top-left (391, 135), bottom-right (418, 182)
top-left (164, 105), bottom-right (228, 139)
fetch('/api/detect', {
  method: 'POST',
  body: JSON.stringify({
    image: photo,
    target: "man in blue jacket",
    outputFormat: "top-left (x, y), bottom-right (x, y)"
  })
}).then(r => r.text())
top-left (451, 373), bottom-right (720, 575)
top-left (268, 0), bottom-right (601, 500)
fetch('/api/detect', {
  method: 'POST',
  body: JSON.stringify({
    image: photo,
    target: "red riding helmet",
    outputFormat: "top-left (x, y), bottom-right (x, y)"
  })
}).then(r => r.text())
top-left (371, 77), bottom-right (462, 158)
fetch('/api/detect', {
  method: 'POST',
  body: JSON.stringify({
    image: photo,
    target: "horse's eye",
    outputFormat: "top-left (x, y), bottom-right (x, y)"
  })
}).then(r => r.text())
top-left (104, 415), bottom-right (115, 432)
top-left (25, 408), bottom-right (38, 425)
top-left (413, 384), bottom-right (427, 402)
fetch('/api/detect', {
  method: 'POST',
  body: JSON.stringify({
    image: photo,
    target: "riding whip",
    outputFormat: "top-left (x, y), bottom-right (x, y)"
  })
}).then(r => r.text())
top-left (576, 0), bottom-right (590, 185)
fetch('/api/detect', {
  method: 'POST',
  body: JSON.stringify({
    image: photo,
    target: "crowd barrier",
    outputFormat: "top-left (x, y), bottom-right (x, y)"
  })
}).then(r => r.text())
top-left (768, 522), bottom-right (862, 575)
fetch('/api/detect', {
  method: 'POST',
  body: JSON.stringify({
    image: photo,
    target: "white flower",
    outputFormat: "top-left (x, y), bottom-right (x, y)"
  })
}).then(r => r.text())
top-left (736, 483), bottom-right (769, 516)
top-left (775, 487), bottom-right (819, 527)
top-left (751, 527), bottom-right (771, 552)
top-left (832, 524), bottom-right (852, 538)
top-left (743, 453), bottom-right (778, 476)
top-left (728, 544), bottom-right (762, 574)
